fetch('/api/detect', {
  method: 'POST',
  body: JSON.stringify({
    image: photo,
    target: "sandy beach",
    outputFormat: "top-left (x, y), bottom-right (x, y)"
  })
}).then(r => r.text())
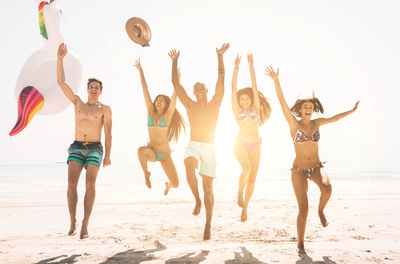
top-left (1, 0), bottom-right (400, 262)
top-left (0, 165), bottom-right (399, 264)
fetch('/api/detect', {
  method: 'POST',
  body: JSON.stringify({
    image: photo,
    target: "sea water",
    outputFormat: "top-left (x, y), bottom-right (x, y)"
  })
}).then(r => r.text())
top-left (0, 164), bottom-right (399, 206)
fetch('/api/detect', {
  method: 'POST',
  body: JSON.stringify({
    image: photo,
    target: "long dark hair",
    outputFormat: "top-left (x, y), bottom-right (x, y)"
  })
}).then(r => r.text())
top-left (153, 95), bottom-right (185, 142)
top-left (237, 87), bottom-right (271, 125)
top-left (290, 97), bottom-right (324, 118)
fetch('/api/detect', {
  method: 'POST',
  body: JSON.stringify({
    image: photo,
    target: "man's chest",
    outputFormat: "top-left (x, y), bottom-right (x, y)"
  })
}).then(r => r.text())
top-left (76, 105), bottom-right (103, 121)
top-left (187, 104), bottom-right (219, 123)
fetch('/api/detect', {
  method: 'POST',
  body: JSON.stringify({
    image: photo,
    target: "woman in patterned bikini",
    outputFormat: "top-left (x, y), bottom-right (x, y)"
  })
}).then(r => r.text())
top-left (135, 57), bottom-right (185, 195)
top-left (232, 54), bottom-right (271, 222)
top-left (265, 65), bottom-right (359, 254)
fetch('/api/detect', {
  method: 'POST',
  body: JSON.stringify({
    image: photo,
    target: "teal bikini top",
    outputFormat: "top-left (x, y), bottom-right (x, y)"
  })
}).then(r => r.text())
top-left (147, 115), bottom-right (167, 127)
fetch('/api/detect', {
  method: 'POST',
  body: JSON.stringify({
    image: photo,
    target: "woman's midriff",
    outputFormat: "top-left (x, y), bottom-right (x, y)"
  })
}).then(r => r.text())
top-left (237, 120), bottom-right (260, 142)
top-left (293, 142), bottom-right (320, 168)
top-left (148, 127), bottom-right (170, 153)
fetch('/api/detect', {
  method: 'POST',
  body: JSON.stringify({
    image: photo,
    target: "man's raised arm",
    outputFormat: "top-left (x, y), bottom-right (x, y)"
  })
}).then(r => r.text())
top-left (214, 43), bottom-right (230, 105)
top-left (57, 43), bottom-right (78, 104)
top-left (169, 49), bottom-right (192, 108)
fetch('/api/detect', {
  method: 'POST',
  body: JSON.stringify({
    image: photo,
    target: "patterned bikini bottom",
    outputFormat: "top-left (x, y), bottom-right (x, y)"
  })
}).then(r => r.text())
top-left (291, 162), bottom-right (326, 178)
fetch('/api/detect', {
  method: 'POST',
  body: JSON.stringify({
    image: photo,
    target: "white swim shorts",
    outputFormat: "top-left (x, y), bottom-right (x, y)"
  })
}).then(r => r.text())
top-left (184, 141), bottom-right (217, 178)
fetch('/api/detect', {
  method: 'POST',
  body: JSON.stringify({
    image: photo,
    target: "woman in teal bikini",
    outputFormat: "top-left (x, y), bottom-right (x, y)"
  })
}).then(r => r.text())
top-left (232, 54), bottom-right (271, 222)
top-left (135, 58), bottom-right (185, 195)
top-left (265, 65), bottom-right (359, 254)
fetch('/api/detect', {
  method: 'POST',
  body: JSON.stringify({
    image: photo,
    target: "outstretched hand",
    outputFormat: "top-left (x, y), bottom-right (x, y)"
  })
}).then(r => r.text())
top-left (168, 49), bottom-right (180, 61)
top-left (247, 54), bottom-right (254, 65)
top-left (103, 156), bottom-right (111, 168)
top-left (234, 54), bottom-right (241, 68)
top-left (134, 58), bottom-right (142, 71)
top-left (57, 43), bottom-right (67, 59)
top-left (352, 101), bottom-right (360, 112)
top-left (265, 65), bottom-right (279, 80)
top-left (216, 43), bottom-right (230, 55)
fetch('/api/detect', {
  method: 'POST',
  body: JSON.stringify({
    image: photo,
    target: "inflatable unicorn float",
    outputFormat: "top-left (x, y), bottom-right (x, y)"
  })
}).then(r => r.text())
top-left (10, 0), bottom-right (82, 136)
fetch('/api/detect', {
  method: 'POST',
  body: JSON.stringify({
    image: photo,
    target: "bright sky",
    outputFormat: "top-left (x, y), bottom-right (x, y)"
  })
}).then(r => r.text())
top-left (0, 0), bottom-right (399, 172)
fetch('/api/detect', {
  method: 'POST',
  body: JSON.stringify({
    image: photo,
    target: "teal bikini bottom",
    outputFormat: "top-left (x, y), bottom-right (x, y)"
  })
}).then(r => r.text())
top-left (155, 151), bottom-right (168, 161)
top-left (145, 142), bottom-right (169, 161)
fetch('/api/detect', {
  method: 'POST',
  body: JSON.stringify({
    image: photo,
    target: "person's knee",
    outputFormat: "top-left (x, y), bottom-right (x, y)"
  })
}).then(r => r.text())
top-left (68, 183), bottom-right (78, 190)
top-left (86, 180), bottom-right (96, 190)
top-left (204, 186), bottom-right (213, 196)
top-left (184, 157), bottom-right (197, 167)
top-left (138, 146), bottom-right (147, 157)
top-left (247, 174), bottom-right (257, 186)
top-left (203, 188), bottom-right (214, 204)
top-left (184, 157), bottom-right (197, 174)
top-left (327, 184), bottom-right (332, 194)
top-left (241, 167), bottom-right (251, 180)
top-left (246, 182), bottom-right (255, 192)
top-left (68, 177), bottom-right (79, 189)
top-left (298, 203), bottom-right (309, 216)
top-left (202, 178), bottom-right (213, 194)
top-left (322, 184), bottom-right (332, 196)
top-left (298, 210), bottom-right (308, 219)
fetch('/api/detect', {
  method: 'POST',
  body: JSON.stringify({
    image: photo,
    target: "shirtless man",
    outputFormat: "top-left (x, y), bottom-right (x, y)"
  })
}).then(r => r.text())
top-left (57, 43), bottom-right (112, 239)
top-left (169, 43), bottom-right (230, 240)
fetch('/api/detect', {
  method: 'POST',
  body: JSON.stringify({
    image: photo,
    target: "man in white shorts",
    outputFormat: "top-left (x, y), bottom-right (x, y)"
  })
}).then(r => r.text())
top-left (169, 43), bottom-right (230, 240)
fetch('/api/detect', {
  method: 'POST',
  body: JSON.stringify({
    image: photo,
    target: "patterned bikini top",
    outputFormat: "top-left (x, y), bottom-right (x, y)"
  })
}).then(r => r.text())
top-left (293, 129), bottom-right (320, 144)
top-left (238, 108), bottom-right (260, 123)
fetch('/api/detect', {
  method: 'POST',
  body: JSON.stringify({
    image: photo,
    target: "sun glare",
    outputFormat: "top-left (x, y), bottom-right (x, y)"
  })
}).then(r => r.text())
top-left (215, 113), bottom-right (238, 166)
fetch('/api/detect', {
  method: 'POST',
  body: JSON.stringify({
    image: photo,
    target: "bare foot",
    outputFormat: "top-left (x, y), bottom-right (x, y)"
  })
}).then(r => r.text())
top-left (237, 192), bottom-right (244, 208)
top-left (80, 225), bottom-right (89, 239)
top-left (297, 243), bottom-right (306, 254)
top-left (68, 222), bottom-right (78, 236)
top-left (203, 224), bottom-right (211, 240)
top-left (240, 208), bottom-right (247, 222)
top-left (145, 171), bottom-right (151, 189)
top-left (319, 211), bottom-right (329, 227)
top-left (164, 182), bottom-right (171, 196)
top-left (192, 199), bottom-right (201, 216)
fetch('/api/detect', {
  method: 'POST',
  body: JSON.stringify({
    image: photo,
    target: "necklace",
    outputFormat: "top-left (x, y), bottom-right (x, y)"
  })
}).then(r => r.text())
top-left (87, 102), bottom-right (101, 108)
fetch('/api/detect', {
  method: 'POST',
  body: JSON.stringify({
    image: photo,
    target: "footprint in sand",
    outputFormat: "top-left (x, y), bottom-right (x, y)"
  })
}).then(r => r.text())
top-left (352, 235), bottom-right (370, 240)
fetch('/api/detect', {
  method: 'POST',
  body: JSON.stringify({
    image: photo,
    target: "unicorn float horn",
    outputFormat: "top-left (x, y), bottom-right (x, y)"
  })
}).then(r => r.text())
top-left (9, 86), bottom-right (44, 136)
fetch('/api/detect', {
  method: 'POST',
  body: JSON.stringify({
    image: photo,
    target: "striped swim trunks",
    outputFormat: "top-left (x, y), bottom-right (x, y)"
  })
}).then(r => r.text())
top-left (67, 141), bottom-right (103, 169)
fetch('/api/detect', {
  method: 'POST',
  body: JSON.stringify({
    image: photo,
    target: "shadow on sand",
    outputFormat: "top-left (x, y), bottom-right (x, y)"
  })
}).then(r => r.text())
top-left (165, 250), bottom-right (209, 264)
top-left (100, 241), bottom-right (167, 264)
top-left (34, 254), bottom-right (81, 264)
top-left (225, 247), bottom-right (265, 264)
top-left (296, 253), bottom-right (337, 264)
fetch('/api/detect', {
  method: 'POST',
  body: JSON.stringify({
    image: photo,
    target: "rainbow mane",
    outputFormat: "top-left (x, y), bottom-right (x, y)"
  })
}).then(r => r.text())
top-left (39, 1), bottom-right (49, 39)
